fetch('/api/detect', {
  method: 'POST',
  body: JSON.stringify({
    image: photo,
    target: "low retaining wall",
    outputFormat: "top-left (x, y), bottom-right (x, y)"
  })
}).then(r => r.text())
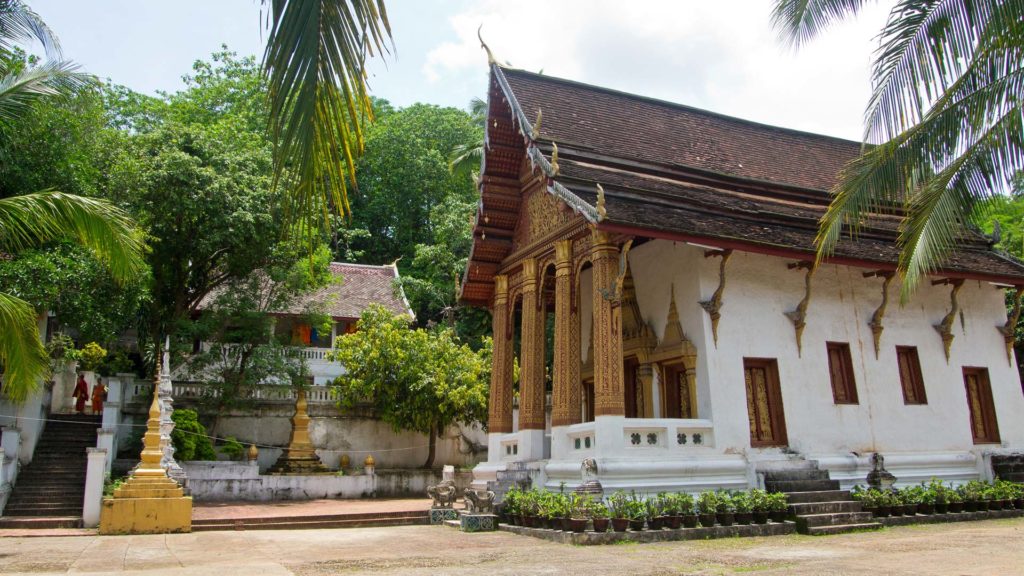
top-left (499, 520), bottom-right (796, 545)
top-left (181, 462), bottom-right (472, 501)
top-left (876, 508), bottom-right (1022, 527)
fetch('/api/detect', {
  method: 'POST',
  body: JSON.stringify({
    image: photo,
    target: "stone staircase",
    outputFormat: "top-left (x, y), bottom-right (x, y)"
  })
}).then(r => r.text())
top-left (991, 454), bottom-right (1024, 483)
top-left (487, 461), bottom-right (533, 504)
top-left (764, 467), bottom-right (881, 536)
top-left (192, 510), bottom-right (429, 532)
top-left (0, 414), bottom-right (101, 529)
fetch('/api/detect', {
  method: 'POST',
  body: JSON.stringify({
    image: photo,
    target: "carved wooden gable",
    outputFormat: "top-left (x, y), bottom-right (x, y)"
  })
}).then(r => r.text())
top-left (512, 185), bottom-right (572, 251)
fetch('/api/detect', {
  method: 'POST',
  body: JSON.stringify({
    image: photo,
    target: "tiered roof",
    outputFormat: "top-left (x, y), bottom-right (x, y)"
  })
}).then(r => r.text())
top-left (459, 65), bottom-right (1024, 307)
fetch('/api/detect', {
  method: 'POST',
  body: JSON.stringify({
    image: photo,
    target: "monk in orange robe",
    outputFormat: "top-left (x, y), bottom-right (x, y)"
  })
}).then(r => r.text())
top-left (90, 382), bottom-right (105, 414)
top-left (72, 375), bottom-right (89, 413)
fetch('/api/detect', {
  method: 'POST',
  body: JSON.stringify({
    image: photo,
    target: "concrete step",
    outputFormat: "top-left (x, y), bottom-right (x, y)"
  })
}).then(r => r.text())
top-left (784, 490), bottom-right (851, 504)
top-left (790, 501), bottom-right (862, 515)
top-left (766, 479), bottom-right (839, 493)
top-left (763, 469), bottom-right (829, 481)
top-left (3, 506), bottom-right (83, 517)
top-left (797, 512), bottom-right (875, 528)
top-left (7, 494), bottom-right (84, 505)
top-left (804, 522), bottom-right (882, 536)
top-left (0, 516), bottom-right (83, 529)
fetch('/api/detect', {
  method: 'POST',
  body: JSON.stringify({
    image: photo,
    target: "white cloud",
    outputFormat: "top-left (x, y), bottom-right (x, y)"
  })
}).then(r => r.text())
top-left (424, 1), bottom-right (893, 140)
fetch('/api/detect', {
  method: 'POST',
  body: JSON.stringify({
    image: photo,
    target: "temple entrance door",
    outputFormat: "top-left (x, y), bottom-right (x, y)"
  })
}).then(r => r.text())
top-left (963, 367), bottom-right (1000, 444)
top-left (624, 357), bottom-right (640, 418)
top-left (743, 358), bottom-right (788, 447)
top-left (582, 379), bottom-right (594, 422)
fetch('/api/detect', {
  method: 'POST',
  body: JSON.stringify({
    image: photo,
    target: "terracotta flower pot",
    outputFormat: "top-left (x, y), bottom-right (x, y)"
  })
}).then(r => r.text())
top-left (934, 503), bottom-right (948, 514)
top-left (667, 515), bottom-right (682, 530)
top-left (560, 517), bottom-right (572, 531)
top-left (1014, 498), bottom-right (1024, 510)
top-left (628, 519), bottom-right (646, 531)
top-left (698, 513), bottom-right (716, 527)
top-left (734, 512), bottom-right (753, 525)
top-left (648, 517), bottom-right (664, 530)
top-left (876, 506), bottom-right (891, 517)
top-left (592, 518), bottom-right (610, 533)
top-left (569, 518), bottom-right (587, 533)
top-left (890, 505), bottom-right (903, 517)
top-left (917, 503), bottom-right (934, 515)
top-left (964, 501), bottom-right (978, 513)
top-left (682, 514), bottom-right (699, 528)
top-left (611, 518), bottom-right (630, 532)
top-left (769, 511), bottom-right (787, 523)
top-left (716, 512), bottom-right (735, 527)
top-left (752, 511), bottom-right (769, 524)
top-left (948, 502), bottom-right (964, 513)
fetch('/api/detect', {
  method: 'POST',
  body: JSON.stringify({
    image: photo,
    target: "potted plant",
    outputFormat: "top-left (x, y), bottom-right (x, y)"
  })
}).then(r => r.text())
top-left (522, 489), bottom-right (540, 527)
top-left (678, 492), bottom-right (698, 528)
top-left (928, 479), bottom-right (949, 514)
top-left (946, 488), bottom-right (964, 514)
top-left (697, 491), bottom-right (718, 527)
top-left (626, 493), bottom-right (647, 531)
top-left (731, 491), bottom-right (753, 525)
top-left (567, 494), bottom-right (588, 533)
top-left (912, 484), bottom-right (934, 515)
top-left (750, 489), bottom-right (771, 524)
top-left (661, 493), bottom-right (682, 530)
top-left (502, 487), bottom-right (522, 525)
top-left (715, 490), bottom-right (735, 527)
top-left (590, 500), bottom-right (610, 533)
top-left (959, 483), bottom-right (980, 513)
top-left (608, 491), bottom-right (631, 532)
top-left (646, 496), bottom-right (664, 530)
top-left (768, 492), bottom-right (789, 523)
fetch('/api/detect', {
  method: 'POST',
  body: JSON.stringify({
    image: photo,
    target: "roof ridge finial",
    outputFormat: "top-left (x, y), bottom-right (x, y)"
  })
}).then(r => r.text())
top-left (596, 183), bottom-right (607, 221)
top-left (477, 25), bottom-right (496, 65)
top-left (532, 108), bottom-right (542, 140)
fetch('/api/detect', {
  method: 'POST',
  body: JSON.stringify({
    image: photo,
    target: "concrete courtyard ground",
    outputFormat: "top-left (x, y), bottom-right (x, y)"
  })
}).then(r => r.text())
top-left (0, 516), bottom-right (1021, 575)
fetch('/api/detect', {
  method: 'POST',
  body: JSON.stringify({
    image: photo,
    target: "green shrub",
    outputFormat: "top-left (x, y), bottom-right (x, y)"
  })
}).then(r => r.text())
top-left (220, 436), bottom-right (245, 460)
top-left (79, 342), bottom-right (107, 371)
top-left (170, 409), bottom-right (216, 461)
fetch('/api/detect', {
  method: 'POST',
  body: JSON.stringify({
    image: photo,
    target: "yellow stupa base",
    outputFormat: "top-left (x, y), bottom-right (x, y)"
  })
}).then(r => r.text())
top-left (98, 372), bottom-right (193, 535)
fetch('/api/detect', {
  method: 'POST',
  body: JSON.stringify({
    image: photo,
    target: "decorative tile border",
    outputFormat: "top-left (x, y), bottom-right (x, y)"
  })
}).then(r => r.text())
top-left (460, 513), bottom-right (497, 532)
top-left (429, 508), bottom-right (459, 525)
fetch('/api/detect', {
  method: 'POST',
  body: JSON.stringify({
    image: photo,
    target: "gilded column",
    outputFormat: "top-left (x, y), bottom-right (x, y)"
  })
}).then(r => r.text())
top-left (519, 259), bottom-right (546, 430)
top-left (592, 231), bottom-right (625, 417)
top-left (488, 275), bottom-right (514, 433)
top-left (552, 240), bottom-right (579, 427)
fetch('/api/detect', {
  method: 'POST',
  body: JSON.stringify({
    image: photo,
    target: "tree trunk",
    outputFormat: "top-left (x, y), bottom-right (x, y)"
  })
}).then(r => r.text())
top-left (424, 423), bottom-right (437, 469)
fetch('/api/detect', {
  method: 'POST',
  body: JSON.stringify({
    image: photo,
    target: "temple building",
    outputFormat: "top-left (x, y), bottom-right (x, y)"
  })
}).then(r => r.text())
top-left (460, 63), bottom-right (1024, 494)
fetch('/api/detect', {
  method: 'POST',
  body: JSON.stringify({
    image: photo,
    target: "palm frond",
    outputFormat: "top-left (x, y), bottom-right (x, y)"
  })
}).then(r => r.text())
top-left (448, 140), bottom-right (483, 179)
top-left (0, 291), bottom-right (47, 401)
top-left (0, 0), bottom-right (62, 59)
top-left (771, 0), bottom-right (871, 47)
top-left (262, 0), bottom-right (392, 243)
top-left (864, 0), bottom-right (1022, 143)
top-left (0, 191), bottom-right (146, 283)
top-left (0, 60), bottom-right (93, 127)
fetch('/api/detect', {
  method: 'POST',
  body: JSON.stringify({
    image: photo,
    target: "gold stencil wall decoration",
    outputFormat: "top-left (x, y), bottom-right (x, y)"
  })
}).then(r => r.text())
top-left (699, 249), bottom-right (732, 347)
top-left (932, 278), bottom-right (964, 363)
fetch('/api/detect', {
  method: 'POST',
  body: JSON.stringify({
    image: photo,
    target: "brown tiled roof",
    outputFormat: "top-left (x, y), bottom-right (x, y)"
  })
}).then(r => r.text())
top-left (458, 65), bottom-right (1024, 307)
top-left (502, 67), bottom-right (864, 193)
top-left (283, 262), bottom-right (413, 320)
top-left (199, 262), bottom-right (413, 320)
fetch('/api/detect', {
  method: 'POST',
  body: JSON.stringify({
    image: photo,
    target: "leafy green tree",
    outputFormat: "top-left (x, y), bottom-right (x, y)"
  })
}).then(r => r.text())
top-left (0, 243), bottom-right (148, 345)
top-left (0, 2), bottom-right (145, 400)
top-left (773, 0), bottom-right (1024, 296)
top-left (330, 304), bottom-right (490, 468)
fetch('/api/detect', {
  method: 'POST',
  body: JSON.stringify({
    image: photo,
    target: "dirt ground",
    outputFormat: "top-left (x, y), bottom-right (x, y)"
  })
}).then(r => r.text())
top-left (0, 517), bottom-right (1021, 575)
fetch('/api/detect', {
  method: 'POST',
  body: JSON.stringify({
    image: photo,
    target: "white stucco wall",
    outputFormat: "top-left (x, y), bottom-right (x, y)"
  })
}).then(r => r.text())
top-left (623, 239), bottom-right (1024, 484)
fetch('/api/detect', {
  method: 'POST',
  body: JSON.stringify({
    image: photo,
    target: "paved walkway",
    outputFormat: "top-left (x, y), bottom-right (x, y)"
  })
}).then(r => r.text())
top-left (0, 516), bottom-right (1021, 574)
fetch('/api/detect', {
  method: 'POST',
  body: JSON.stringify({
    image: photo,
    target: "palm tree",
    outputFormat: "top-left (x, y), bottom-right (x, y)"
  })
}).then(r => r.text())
top-left (773, 0), bottom-right (1024, 296)
top-left (0, 1), bottom-right (145, 401)
top-left (261, 0), bottom-right (391, 241)
top-left (449, 97), bottom-right (487, 179)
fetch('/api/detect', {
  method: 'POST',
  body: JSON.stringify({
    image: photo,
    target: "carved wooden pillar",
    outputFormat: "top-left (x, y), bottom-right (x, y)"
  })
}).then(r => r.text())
top-left (592, 231), bottom-right (625, 417)
top-left (552, 240), bottom-right (580, 427)
top-left (488, 275), bottom-right (514, 434)
top-left (519, 259), bottom-right (546, 430)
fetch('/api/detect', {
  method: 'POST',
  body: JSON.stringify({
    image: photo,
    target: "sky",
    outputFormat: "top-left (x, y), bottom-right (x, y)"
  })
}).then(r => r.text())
top-left (31, 1), bottom-right (892, 141)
